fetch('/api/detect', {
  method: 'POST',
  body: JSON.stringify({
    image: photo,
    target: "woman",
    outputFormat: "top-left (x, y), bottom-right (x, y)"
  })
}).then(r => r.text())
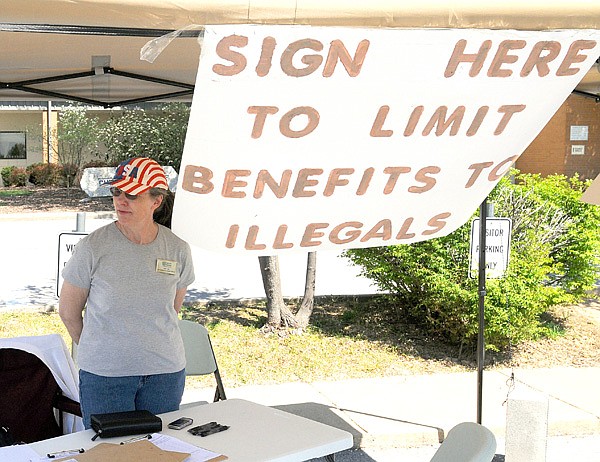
top-left (59, 157), bottom-right (195, 428)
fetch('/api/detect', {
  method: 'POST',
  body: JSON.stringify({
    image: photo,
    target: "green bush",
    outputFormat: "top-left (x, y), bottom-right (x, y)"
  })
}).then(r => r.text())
top-left (26, 163), bottom-right (63, 186)
top-left (0, 166), bottom-right (12, 186)
top-left (345, 170), bottom-right (600, 351)
top-left (1, 166), bottom-right (28, 187)
top-left (100, 103), bottom-right (189, 171)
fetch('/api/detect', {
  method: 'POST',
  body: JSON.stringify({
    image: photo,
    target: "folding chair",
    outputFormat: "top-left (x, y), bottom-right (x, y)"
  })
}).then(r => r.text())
top-left (430, 421), bottom-right (496, 462)
top-left (0, 338), bottom-right (82, 444)
top-left (179, 319), bottom-right (227, 402)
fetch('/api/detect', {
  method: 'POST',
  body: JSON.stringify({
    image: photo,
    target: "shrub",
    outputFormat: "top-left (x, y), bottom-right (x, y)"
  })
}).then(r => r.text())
top-left (26, 163), bottom-right (63, 186)
top-left (0, 166), bottom-right (28, 187)
top-left (60, 163), bottom-right (79, 188)
top-left (0, 166), bottom-right (12, 186)
top-left (345, 170), bottom-right (600, 351)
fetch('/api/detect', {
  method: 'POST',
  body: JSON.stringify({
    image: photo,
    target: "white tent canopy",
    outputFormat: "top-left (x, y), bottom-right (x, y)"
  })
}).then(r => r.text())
top-left (1, 1), bottom-right (600, 106)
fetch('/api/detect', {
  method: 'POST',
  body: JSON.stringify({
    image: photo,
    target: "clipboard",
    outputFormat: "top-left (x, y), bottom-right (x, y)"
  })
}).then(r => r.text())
top-left (56, 439), bottom-right (189, 462)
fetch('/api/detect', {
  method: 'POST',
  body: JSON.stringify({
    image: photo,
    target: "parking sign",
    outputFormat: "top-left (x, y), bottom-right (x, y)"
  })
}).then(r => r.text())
top-left (469, 218), bottom-right (512, 279)
top-left (56, 232), bottom-right (88, 297)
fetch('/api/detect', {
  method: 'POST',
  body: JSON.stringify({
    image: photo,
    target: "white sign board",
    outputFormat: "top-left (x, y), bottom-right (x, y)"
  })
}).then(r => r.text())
top-left (56, 232), bottom-right (87, 297)
top-left (570, 125), bottom-right (589, 141)
top-left (80, 166), bottom-right (178, 197)
top-left (571, 145), bottom-right (585, 155)
top-left (469, 218), bottom-right (512, 279)
top-left (172, 25), bottom-right (600, 254)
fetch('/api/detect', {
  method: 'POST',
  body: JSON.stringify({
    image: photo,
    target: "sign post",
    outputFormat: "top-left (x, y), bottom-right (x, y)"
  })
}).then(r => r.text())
top-left (470, 213), bottom-right (512, 422)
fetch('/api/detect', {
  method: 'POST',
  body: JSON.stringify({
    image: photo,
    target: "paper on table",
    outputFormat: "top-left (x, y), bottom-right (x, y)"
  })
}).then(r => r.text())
top-left (150, 433), bottom-right (228, 462)
top-left (0, 444), bottom-right (44, 461)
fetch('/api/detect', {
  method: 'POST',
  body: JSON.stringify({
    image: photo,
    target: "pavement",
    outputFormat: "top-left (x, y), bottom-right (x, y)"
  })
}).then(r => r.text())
top-left (2, 211), bottom-right (600, 461)
top-left (182, 367), bottom-right (600, 461)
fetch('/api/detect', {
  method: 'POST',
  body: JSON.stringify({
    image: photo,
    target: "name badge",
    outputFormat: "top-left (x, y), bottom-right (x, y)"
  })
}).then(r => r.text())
top-left (156, 259), bottom-right (177, 275)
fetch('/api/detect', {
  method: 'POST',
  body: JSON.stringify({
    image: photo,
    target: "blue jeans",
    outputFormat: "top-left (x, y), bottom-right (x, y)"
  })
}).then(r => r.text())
top-left (79, 369), bottom-right (186, 429)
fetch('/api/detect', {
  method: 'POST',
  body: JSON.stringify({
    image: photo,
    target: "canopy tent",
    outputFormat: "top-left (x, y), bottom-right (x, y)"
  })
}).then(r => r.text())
top-left (1, 1), bottom-right (600, 106)
top-left (3, 1), bottom-right (600, 429)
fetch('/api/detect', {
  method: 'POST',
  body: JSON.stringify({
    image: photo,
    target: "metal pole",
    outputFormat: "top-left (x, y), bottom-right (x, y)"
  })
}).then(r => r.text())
top-left (477, 198), bottom-right (487, 424)
top-left (46, 100), bottom-right (52, 163)
top-left (74, 212), bottom-right (86, 232)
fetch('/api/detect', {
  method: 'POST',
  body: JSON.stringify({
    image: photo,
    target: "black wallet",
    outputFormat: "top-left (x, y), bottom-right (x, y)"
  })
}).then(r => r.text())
top-left (90, 410), bottom-right (162, 441)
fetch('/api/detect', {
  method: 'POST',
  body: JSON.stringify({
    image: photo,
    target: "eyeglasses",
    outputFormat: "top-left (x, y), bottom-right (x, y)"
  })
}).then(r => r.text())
top-left (109, 187), bottom-right (138, 200)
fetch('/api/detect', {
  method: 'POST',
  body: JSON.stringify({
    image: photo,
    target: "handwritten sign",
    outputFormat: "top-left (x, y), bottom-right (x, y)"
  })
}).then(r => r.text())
top-left (172, 25), bottom-right (600, 253)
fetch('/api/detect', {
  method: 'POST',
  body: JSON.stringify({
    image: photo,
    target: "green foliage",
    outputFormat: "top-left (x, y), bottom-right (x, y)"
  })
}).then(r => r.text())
top-left (99, 103), bottom-right (190, 171)
top-left (26, 163), bottom-right (63, 186)
top-left (1, 166), bottom-right (13, 186)
top-left (345, 170), bottom-right (600, 350)
top-left (55, 106), bottom-right (101, 184)
top-left (1, 166), bottom-right (28, 187)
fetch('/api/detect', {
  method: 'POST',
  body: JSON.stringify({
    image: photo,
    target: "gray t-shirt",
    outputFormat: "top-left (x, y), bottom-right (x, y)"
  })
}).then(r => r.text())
top-left (62, 222), bottom-right (195, 377)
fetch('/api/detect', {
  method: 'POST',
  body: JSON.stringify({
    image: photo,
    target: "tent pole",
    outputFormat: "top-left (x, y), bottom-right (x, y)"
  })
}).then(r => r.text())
top-left (46, 100), bottom-right (52, 164)
top-left (476, 198), bottom-right (488, 424)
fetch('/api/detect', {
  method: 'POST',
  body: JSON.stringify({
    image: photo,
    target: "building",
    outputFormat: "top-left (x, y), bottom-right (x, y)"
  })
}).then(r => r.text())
top-left (515, 93), bottom-right (600, 181)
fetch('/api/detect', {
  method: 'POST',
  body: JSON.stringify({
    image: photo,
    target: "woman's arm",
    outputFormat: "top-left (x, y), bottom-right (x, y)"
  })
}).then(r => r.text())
top-left (174, 286), bottom-right (188, 314)
top-left (59, 281), bottom-right (89, 344)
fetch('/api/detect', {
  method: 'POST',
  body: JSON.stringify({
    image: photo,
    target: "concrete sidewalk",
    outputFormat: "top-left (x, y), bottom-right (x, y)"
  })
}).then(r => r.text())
top-left (182, 367), bottom-right (600, 461)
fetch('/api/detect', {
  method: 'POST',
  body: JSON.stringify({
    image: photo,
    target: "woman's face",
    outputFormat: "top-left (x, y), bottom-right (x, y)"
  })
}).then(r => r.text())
top-left (112, 188), bottom-right (163, 225)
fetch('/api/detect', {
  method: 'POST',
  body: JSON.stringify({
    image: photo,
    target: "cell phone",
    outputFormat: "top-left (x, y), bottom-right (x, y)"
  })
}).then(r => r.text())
top-left (167, 417), bottom-right (193, 430)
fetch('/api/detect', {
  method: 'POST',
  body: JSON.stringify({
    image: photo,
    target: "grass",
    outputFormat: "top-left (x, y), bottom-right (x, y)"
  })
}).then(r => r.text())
top-left (0, 189), bottom-right (32, 199)
top-left (0, 297), bottom-right (470, 391)
top-left (0, 189), bottom-right (33, 207)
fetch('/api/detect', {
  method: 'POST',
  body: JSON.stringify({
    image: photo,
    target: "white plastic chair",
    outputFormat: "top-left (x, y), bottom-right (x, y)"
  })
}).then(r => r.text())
top-left (179, 319), bottom-right (227, 402)
top-left (430, 422), bottom-right (496, 462)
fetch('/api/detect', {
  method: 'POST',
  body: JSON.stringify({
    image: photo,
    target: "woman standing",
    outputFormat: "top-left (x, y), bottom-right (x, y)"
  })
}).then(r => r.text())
top-left (59, 157), bottom-right (195, 428)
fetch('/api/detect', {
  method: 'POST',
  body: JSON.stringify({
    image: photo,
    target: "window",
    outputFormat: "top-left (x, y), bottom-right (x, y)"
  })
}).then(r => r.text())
top-left (0, 132), bottom-right (26, 159)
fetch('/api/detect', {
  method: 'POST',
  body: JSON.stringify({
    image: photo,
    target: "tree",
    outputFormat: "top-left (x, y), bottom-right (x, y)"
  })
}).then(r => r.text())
top-left (54, 105), bottom-right (101, 187)
top-left (99, 103), bottom-right (189, 171)
top-left (259, 252), bottom-right (317, 332)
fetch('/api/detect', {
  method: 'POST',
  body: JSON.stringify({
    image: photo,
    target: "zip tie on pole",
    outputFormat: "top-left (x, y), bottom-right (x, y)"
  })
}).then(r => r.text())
top-left (140, 24), bottom-right (204, 63)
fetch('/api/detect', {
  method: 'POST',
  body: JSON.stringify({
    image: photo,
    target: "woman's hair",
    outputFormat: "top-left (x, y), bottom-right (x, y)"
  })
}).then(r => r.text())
top-left (150, 187), bottom-right (175, 228)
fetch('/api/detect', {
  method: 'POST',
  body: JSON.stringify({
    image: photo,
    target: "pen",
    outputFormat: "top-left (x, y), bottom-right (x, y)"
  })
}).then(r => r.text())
top-left (120, 434), bottom-right (153, 444)
top-left (47, 448), bottom-right (85, 458)
top-left (200, 425), bottom-right (230, 437)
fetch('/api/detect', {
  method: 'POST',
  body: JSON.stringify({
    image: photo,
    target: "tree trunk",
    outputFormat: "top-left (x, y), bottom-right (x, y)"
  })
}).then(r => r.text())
top-left (258, 256), bottom-right (284, 326)
top-left (258, 255), bottom-right (299, 329)
top-left (258, 253), bottom-right (316, 331)
top-left (295, 252), bottom-right (317, 328)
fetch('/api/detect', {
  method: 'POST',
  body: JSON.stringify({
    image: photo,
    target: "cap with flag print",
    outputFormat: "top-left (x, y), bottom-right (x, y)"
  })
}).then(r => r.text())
top-left (110, 157), bottom-right (169, 195)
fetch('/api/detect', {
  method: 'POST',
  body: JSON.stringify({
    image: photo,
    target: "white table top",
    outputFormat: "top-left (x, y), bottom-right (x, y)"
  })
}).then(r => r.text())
top-left (30, 398), bottom-right (353, 461)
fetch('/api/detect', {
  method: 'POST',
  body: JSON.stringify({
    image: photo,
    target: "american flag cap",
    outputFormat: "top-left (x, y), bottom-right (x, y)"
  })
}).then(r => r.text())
top-left (110, 157), bottom-right (169, 195)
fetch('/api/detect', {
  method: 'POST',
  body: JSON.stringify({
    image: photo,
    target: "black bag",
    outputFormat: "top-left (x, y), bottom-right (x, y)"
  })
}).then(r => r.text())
top-left (90, 410), bottom-right (162, 441)
top-left (0, 426), bottom-right (16, 447)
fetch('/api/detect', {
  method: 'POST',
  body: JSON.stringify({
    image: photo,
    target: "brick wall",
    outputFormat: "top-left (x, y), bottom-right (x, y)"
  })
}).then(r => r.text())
top-left (516, 94), bottom-right (600, 181)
